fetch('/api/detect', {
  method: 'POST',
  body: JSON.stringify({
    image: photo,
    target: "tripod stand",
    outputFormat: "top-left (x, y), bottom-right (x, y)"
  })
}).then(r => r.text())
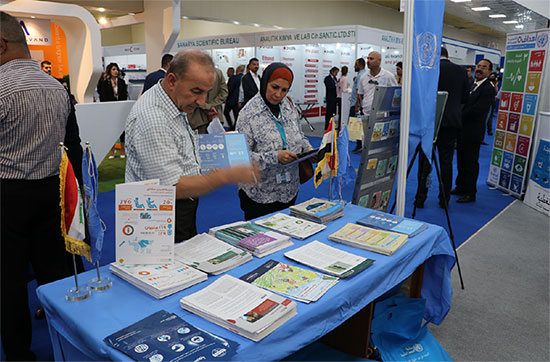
top-left (390, 142), bottom-right (465, 289)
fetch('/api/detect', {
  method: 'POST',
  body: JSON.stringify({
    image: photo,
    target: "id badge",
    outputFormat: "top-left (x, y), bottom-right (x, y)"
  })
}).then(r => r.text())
top-left (276, 171), bottom-right (291, 184)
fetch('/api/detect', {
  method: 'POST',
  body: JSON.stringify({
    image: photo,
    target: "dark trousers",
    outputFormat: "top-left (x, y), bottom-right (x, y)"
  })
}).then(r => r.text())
top-left (1, 176), bottom-right (71, 360)
top-left (325, 100), bottom-right (337, 130)
top-left (223, 102), bottom-right (239, 131)
top-left (436, 127), bottom-right (459, 202)
top-left (415, 149), bottom-right (432, 204)
top-left (175, 198), bottom-right (199, 243)
top-left (456, 138), bottom-right (481, 196)
top-left (239, 189), bottom-right (297, 221)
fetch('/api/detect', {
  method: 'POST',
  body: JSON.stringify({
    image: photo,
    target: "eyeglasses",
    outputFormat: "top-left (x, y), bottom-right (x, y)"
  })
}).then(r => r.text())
top-left (368, 79), bottom-right (379, 85)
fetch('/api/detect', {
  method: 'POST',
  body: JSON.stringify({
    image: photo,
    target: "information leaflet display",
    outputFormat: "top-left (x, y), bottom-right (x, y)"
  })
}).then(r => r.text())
top-left (352, 86), bottom-right (401, 212)
top-left (487, 29), bottom-right (549, 196)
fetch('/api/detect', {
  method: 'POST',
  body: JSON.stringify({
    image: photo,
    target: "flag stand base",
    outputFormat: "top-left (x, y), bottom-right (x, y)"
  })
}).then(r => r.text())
top-left (65, 286), bottom-right (91, 301)
top-left (88, 276), bottom-right (112, 291)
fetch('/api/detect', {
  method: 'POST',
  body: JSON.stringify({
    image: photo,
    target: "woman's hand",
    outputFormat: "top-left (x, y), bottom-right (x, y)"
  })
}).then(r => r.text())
top-left (278, 150), bottom-right (298, 164)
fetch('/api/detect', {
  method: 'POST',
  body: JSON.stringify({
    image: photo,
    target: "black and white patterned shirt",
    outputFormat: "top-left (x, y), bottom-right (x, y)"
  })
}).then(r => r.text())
top-left (0, 59), bottom-right (70, 179)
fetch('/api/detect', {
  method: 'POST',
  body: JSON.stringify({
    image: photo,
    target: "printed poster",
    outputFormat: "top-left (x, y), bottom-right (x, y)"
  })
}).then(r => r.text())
top-left (487, 30), bottom-right (549, 197)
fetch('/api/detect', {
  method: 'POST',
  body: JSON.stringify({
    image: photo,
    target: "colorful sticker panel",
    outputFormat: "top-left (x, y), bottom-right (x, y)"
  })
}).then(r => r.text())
top-left (507, 113), bottom-right (520, 133)
top-left (513, 155), bottom-right (527, 176)
top-left (525, 73), bottom-right (542, 93)
top-left (529, 50), bottom-right (545, 71)
top-left (516, 135), bottom-right (530, 156)
top-left (496, 112), bottom-right (508, 131)
top-left (501, 152), bottom-right (514, 172)
top-left (502, 50), bottom-right (529, 92)
top-left (499, 92), bottom-right (511, 110)
top-left (488, 165), bottom-right (500, 185)
top-left (499, 170), bottom-right (511, 189)
top-left (522, 94), bottom-right (538, 115)
top-left (494, 131), bottom-right (505, 149)
top-left (509, 174), bottom-right (523, 195)
top-left (510, 93), bottom-right (523, 113)
top-left (491, 149), bottom-right (503, 167)
top-left (519, 115), bottom-right (534, 136)
top-left (504, 133), bottom-right (517, 153)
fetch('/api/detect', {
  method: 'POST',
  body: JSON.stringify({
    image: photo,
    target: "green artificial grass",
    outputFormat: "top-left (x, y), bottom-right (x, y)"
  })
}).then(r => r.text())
top-left (98, 153), bottom-right (126, 193)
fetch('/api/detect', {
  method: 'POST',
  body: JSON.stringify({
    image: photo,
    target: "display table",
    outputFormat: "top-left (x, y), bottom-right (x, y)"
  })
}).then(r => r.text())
top-left (37, 204), bottom-right (455, 361)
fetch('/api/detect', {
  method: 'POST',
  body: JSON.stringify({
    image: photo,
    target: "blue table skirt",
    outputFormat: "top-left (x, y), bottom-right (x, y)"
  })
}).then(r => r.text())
top-left (37, 204), bottom-right (455, 361)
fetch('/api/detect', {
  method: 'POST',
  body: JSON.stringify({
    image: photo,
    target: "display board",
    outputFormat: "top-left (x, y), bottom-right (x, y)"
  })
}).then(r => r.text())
top-left (524, 112), bottom-right (550, 215)
top-left (487, 29), bottom-right (549, 197)
top-left (352, 86), bottom-right (401, 211)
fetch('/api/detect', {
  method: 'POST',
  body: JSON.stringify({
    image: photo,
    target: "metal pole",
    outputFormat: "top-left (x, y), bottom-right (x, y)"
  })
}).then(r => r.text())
top-left (72, 254), bottom-right (80, 291)
top-left (396, 0), bottom-right (415, 217)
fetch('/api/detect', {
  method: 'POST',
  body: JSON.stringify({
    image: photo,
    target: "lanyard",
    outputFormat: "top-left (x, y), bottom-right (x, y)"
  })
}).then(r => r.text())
top-left (269, 104), bottom-right (287, 150)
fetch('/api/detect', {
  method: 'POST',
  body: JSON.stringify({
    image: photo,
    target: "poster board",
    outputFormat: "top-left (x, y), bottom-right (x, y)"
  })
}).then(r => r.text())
top-left (487, 29), bottom-right (549, 197)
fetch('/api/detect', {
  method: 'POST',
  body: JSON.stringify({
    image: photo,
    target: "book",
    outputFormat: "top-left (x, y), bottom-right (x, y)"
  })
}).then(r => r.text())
top-left (289, 197), bottom-right (345, 224)
top-left (198, 133), bottom-right (251, 173)
top-left (104, 310), bottom-right (239, 361)
top-left (284, 240), bottom-right (375, 278)
top-left (328, 223), bottom-right (408, 256)
top-left (240, 259), bottom-right (338, 303)
top-left (209, 221), bottom-right (293, 258)
top-left (285, 148), bottom-right (319, 166)
top-left (356, 211), bottom-right (428, 238)
top-left (109, 261), bottom-right (207, 299)
top-left (254, 213), bottom-right (326, 240)
top-left (180, 275), bottom-right (297, 342)
top-left (174, 233), bottom-right (252, 275)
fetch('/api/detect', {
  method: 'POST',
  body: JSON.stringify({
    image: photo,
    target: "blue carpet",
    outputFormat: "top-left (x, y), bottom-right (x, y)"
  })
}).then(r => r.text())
top-left (18, 117), bottom-right (514, 360)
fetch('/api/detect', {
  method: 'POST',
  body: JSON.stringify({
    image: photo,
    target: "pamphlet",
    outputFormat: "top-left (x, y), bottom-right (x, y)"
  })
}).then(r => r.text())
top-left (254, 213), bottom-right (326, 240)
top-left (284, 240), bottom-right (375, 278)
top-left (356, 211), bottom-right (428, 238)
top-left (328, 223), bottom-right (408, 256)
top-left (198, 133), bottom-right (251, 173)
top-left (285, 148), bottom-right (319, 166)
top-left (289, 197), bottom-right (345, 223)
top-left (115, 183), bottom-right (175, 265)
top-left (240, 259), bottom-right (338, 303)
top-left (104, 310), bottom-right (239, 361)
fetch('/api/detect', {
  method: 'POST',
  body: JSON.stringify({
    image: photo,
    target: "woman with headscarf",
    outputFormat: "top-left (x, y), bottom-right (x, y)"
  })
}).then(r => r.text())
top-left (236, 63), bottom-right (313, 220)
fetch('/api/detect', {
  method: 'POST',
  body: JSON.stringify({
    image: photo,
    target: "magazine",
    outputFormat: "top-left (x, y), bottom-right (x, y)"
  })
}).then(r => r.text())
top-left (328, 223), bottom-right (408, 256)
top-left (356, 211), bottom-right (428, 238)
top-left (254, 213), bottom-right (326, 240)
top-left (289, 197), bottom-right (345, 224)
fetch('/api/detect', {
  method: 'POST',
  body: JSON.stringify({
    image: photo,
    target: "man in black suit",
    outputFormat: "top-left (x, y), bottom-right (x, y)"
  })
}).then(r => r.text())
top-left (239, 58), bottom-right (260, 108)
top-left (324, 66), bottom-right (339, 130)
top-left (224, 64), bottom-right (244, 130)
top-left (142, 53), bottom-right (173, 94)
top-left (453, 58), bottom-right (495, 203)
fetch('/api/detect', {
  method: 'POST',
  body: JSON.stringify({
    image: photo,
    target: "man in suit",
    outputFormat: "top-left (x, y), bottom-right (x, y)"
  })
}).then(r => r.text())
top-left (142, 53), bottom-right (173, 94)
top-left (188, 67), bottom-right (228, 133)
top-left (239, 58), bottom-right (260, 108)
top-left (224, 64), bottom-right (244, 130)
top-left (324, 66), bottom-right (339, 130)
top-left (416, 47), bottom-right (469, 208)
top-left (453, 58), bottom-right (495, 203)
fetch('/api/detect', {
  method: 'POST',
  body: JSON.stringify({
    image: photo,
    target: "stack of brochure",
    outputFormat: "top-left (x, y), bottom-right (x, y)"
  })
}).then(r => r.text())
top-left (104, 310), bottom-right (239, 361)
top-left (175, 233), bottom-right (252, 275)
top-left (209, 221), bottom-right (293, 258)
top-left (240, 259), bottom-right (338, 303)
top-left (289, 198), bottom-right (345, 224)
top-left (284, 240), bottom-right (375, 278)
top-left (254, 213), bottom-right (326, 240)
top-left (180, 275), bottom-right (297, 342)
top-left (328, 223), bottom-right (408, 256)
top-left (109, 261), bottom-right (207, 299)
top-left (356, 211), bottom-right (428, 238)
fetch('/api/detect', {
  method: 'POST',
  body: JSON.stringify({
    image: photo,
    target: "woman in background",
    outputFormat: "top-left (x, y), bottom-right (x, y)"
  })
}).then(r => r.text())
top-left (98, 62), bottom-right (128, 159)
top-left (395, 61), bottom-right (403, 86)
top-left (236, 63), bottom-right (313, 220)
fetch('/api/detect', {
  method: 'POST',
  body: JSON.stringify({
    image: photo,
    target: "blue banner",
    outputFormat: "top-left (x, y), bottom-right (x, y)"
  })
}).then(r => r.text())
top-left (331, 123), bottom-right (357, 200)
top-left (409, 0), bottom-right (445, 161)
top-left (82, 146), bottom-right (105, 264)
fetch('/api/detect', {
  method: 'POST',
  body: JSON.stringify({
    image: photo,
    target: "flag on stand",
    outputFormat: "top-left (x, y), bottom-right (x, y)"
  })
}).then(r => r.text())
top-left (82, 144), bottom-right (105, 264)
top-left (59, 147), bottom-right (91, 261)
top-left (314, 118), bottom-right (338, 188)
top-left (330, 120), bottom-right (357, 199)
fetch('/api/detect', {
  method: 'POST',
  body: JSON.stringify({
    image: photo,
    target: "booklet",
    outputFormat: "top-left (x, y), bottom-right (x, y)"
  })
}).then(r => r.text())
top-left (209, 221), bottom-right (293, 258)
top-left (180, 275), bottom-right (297, 342)
top-left (104, 310), bottom-right (239, 361)
top-left (284, 240), bottom-right (375, 278)
top-left (198, 133), bottom-right (251, 173)
top-left (328, 223), bottom-right (408, 256)
top-left (289, 197), bottom-right (345, 224)
top-left (254, 213), bottom-right (326, 240)
top-left (174, 233), bottom-right (252, 275)
top-left (109, 261), bottom-right (207, 299)
top-left (115, 182), bottom-right (176, 265)
top-left (240, 259), bottom-right (338, 303)
top-left (285, 148), bottom-right (319, 166)
top-left (356, 211), bottom-right (428, 238)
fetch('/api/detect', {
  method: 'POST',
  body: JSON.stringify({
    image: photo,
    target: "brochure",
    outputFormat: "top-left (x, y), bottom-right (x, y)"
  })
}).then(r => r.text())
top-left (198, 133), bottom-right (251, 173)
top-left (356, 211), bottom-right (428, 238)
top-left (289, 197), bottom-right (345, 224)
top-left (285, 148), bottom-right (319, 166)
top-left (104, 310), bottom-right (239, 361)
top-left (254, 213), bottom-right (326, 240)
top-left (115, 182), bottom-right (175, 265)
top-left (180, 275), bottom-right (297, 342)
top-left (240, 259), bottom-right (338, 303)
top-left (284, 240), bottom-right (375, 278)
top-left (328, 223), bottom-right (408, 256)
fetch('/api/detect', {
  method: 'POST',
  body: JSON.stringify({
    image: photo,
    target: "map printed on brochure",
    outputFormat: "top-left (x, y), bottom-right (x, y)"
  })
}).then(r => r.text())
top-left (198, 133), bottom-right (251, 173)
top-left (104, 310), bottom-right (239, 361)
top-left (116, 182), bottom-right (175, 265)
top-left (240, 260), bottom-right (338, 303)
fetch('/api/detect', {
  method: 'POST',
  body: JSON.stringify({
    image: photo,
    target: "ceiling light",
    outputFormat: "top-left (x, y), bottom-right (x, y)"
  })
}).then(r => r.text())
top-left (98, 7), bottom-right (105, 12)
top-left (503, 20), bottom-right (519, 24)
top-left (31, 15), bottom-right (36, 18)
top-left (182, 16), bottom-right (189, 19)
top-left (128, 12), bottom-right (135, 16)
top-left (489, 14), bottom-right (506, 18)
top-left (98, 17), bottom-right (107, 25)
top-left (232, 21), bottom-right (240, 25)
top-left (253, 23), bottom-right (260, 27)
top-left (450, 0), bottom-right (471, 2)
top-left (515, 24), bottom-right (524, 29)
top-left (472, 7), bottom-right (490, 11)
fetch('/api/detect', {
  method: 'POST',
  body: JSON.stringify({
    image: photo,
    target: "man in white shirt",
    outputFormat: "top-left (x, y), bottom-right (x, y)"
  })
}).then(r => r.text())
top-left (357, 51), bottom-right (398, 115)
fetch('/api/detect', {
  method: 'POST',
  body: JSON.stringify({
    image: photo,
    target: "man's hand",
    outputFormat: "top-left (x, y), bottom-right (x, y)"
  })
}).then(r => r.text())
top-left (278, 150), bottom-right (298, 164)
top-left (222, 163), bottom-right (260, 184)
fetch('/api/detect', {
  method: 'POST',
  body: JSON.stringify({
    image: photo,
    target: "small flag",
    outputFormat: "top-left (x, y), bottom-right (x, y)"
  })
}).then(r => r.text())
top-left (331, 120), bottom-right (357, 199)
top-left (82, 144), bottom-right (105, 264)
top-left (59, 147), bottom-right (90, 261)
top-left (314, 118), bottom-right (338, 188)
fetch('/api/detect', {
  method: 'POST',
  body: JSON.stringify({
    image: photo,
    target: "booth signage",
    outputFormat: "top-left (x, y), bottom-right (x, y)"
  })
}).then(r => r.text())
top-left (175, 34), bottom-right (254, 50)
top-left (19, 17), bottom-right (51, 46)
top-left (257, 28), bottom-right (357, 46)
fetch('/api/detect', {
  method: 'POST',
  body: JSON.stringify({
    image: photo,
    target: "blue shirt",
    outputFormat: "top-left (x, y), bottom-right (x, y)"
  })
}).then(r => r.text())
top-left (350, 69), bottom-right (366, 107)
